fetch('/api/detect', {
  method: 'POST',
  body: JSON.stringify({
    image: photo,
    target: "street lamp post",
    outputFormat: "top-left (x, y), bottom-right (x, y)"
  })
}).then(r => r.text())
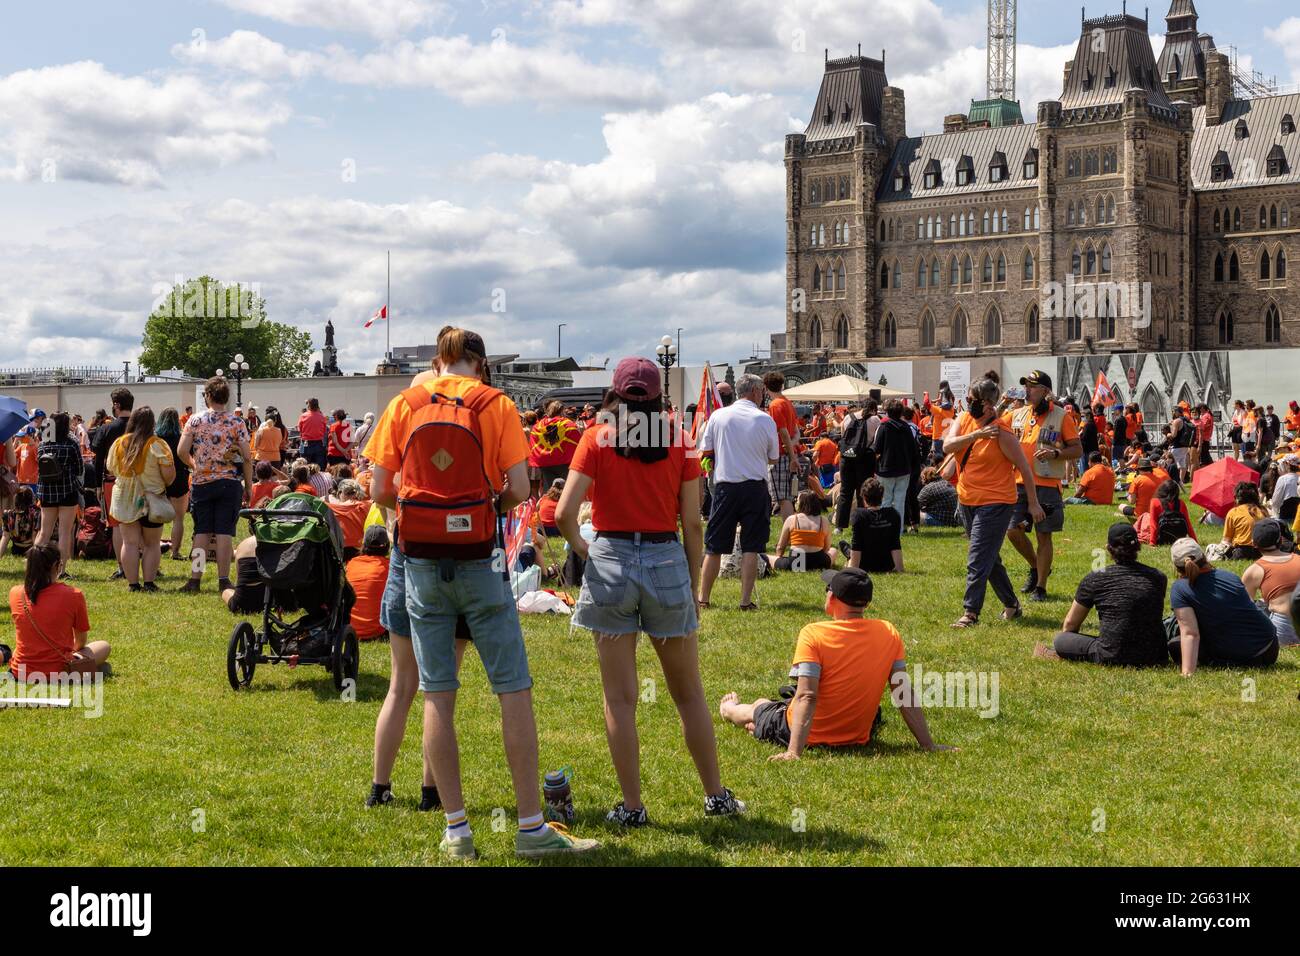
top-left (655, 334), bottom-right (678, 406)
top-left (557, 323), bottom-right (567, 358)
top-left (227, 353), bottom-right (250, 406)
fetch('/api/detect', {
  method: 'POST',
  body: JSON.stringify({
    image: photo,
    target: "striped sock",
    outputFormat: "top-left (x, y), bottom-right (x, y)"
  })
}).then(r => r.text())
top-left (518, 812), bottom-right (546, 834)
top-left (445, 809), bottom-right (471, 837)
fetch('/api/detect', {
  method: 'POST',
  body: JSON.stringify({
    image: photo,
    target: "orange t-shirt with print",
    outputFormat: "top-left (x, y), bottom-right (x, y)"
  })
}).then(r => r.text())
top-left (929, 405), bottom-right (955, 441)
top-left (953, 413), bottom-right (1018, 506)
top-left (366, 375), bottom-right (529, 494)
top-left (788, 617), bottom-right (905, 746)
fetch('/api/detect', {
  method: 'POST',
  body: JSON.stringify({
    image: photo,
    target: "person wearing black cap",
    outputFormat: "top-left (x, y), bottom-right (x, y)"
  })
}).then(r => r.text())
top-left (1003, 370), bottom-right (1080, 602)
top-left (718, 568), bottom-right (953, 757)
top-left (1039, 523), bottom-right (1169, 666)
top-left (1241, 519), bottom-right (1300, 646)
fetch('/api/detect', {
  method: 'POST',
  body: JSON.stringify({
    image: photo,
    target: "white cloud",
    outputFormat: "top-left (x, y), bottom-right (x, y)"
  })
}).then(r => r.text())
top-left (1265, 17), bottom-right (1300, 84)
top-left (0, 61), bottom-right (289, 187)
top-left (216, 0), bottom-right (448, 41)
top-left (173, 30), bottom-right (323, 80)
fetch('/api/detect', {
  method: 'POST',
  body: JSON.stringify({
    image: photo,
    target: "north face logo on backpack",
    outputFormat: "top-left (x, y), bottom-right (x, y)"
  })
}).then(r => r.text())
top-left (431, 449), bottom-right (454, 471)
top-left (446, 514), bottom-right (473, 533)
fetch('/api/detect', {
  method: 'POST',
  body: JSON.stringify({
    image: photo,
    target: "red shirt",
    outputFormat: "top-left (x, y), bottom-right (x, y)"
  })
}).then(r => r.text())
top-left (9, 583), bottom-right (90, 679)
top-left (529, 416), bottom-right (581, 469)
top-left (538, 496), bottom-right (559, 527)
top-left (768, 396), bottom-right (798, 450)
top-left (328, 420), bottom-right (352, 459)
top-left (298, 410), bottom-right (328, 442)
top-left (569, 422), bottom-right (701, 533)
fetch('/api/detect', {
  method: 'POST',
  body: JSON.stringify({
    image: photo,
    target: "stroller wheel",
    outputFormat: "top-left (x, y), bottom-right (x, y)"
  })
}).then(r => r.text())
top-left (227, 622), bottom-right (258, 691)
top-left (332, 625), bottom-right (360, 692)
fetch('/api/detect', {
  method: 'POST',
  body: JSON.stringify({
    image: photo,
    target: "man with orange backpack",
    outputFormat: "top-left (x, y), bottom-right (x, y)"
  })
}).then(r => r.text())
top-left (366, 326), bottom-right (599, 862)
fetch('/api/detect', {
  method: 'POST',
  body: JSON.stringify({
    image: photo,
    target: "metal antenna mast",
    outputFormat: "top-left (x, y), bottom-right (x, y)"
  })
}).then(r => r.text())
top-left (987, 0), bottom-right (1017, 101)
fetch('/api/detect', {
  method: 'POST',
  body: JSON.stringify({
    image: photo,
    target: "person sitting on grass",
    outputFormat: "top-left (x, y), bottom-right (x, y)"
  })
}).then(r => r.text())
top-left (843, 477), bottom-right (903, 573)
top-left (718, 568), bottom-right (953, 758)
top-left (327, 479), bottom-right (369, 562)
top-left (916, 466), bottom-right (959, 527)
top-left (1168, 538), bottom-right (1279, 675)
top-left (1240, 518), bottom-right (1300, 647)
top-left (0, 486), bottom-right (41, 559)
top-left (1065, 452), bottom-right (1115, 505)
top-left (290, 462), bottom-right (316, 496)
top-left (771, 491), bottom-right (836, 571)
top-left (1038, 522), bottom-right (1168, 666)
top-left (1220, 481), bottom-right (1270, 560)
top-left (1141, 479), bottom-right (1195, 546)
top-left (248, 460), bottom-right (283, 509)
top-left (7, 545), bottom-right (110, 680)
top-left (537, 478), bottom-right (563, 537)
top-left (347, 525), bottom-right (391, 641)
top-left (1119, 458), bottom-right (1160, 519)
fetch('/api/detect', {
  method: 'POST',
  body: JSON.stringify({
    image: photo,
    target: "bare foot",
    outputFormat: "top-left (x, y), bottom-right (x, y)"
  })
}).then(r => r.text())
top-left (719, 691), bottom-right (739, 718)
top-left (1032, 641), bottom-right (1060, 661)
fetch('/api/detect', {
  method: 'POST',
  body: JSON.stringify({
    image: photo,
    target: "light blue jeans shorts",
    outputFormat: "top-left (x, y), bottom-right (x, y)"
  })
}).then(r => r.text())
top-left (404, 556), bottom-right (532, 695)
top-left (573, 535), bottom-right (698, 638)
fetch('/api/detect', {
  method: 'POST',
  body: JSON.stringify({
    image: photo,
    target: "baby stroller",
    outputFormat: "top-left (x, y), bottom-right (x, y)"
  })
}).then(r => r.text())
top-left (226, 492), bottom-right (359, 691)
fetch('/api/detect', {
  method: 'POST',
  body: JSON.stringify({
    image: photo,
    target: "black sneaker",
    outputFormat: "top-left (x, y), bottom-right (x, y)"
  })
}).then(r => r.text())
top-left (217, 577), bottom-right (234, 593)
top-left (704, 788), bottom-right (747, 818)
top-left (365, 784), bottom-right (394, 808)
top-left (108, 569), bottom-right (125, 582)
top-left (1020, 568), bottom-right (1038, 593)
top-left (418, 785), bottom-right (441, 812)
top-left (605, 802), bottom-right (650, 828)
top-left (836, 539), bottom-right (850, 560)
top-left (1030, 586), bottom-right (1049, 602)
top-left (141, 582), bottom-right (159, 593)
top-left (128, 583), bottom-right (142, 593)
top-left (177, 579), bottom-right (201, 594)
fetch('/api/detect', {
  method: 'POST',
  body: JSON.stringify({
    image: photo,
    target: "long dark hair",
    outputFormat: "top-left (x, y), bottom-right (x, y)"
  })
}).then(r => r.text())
top-left (1155, 479), bottom-right (1181, 508)
top-left (24, 545), bottom-right (62, 603)
top-left (51, 412), bottom-right (71, 443)
top-left (607, 392), bottom-right (670, 464)
top-left (120, 406), bottom-right (157, 472)
top-left (156, 407), bottom-right (182, 442)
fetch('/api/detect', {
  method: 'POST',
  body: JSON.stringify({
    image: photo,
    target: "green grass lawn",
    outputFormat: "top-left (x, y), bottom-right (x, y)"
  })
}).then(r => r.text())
top-left (1, 503), bottom-right (1296, 867)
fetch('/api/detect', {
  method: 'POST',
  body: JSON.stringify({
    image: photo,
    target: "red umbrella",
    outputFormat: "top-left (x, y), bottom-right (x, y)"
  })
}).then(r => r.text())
top-left (1190, 457), bottom-right (1260, 518)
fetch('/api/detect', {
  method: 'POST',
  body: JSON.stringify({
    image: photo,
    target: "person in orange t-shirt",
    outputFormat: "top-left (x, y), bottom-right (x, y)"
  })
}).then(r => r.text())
top-left (719, 567), bottom-right (953, 757)
top-left (812, 436), bottom-right (840, 489)
top-left (327, 479), bottom-right (370, 560)
top-left (8, 546), bottom-right (110, 680)
top-left (929, 402), bottom-right (955, 457)
top-left (1002, 371), bottom-right (1082, 601)
top-left (1067, 452), bottom-right (1116, 505)
top-left (940, 374), bottom-right (1043, 629)
top-left (1121, 460), bottom-right (1161, 519)
top-left (346, 525), bottom-right (392, 640)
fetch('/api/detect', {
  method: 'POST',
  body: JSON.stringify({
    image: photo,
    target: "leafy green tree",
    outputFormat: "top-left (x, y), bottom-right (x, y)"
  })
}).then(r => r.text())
top-left (140, 276), bottom-right (314, 379)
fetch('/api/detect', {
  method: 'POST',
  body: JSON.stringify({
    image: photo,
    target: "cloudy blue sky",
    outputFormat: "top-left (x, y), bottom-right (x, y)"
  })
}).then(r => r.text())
top-left (1, 0), bottom-right (1295, 375)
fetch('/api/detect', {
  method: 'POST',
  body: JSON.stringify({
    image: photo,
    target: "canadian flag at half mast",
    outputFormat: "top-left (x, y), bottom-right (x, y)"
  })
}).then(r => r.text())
top-left (364, 304), bottom-right (387, 328)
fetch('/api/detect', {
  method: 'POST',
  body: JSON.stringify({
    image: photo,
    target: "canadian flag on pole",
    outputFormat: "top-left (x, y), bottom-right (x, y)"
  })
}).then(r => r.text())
top-left (364, 304), bottom-right (387, 328)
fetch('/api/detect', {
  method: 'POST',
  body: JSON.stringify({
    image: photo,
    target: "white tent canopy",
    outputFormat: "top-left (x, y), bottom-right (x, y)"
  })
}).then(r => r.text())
top-left (782, 375), bottom-right (912, 403)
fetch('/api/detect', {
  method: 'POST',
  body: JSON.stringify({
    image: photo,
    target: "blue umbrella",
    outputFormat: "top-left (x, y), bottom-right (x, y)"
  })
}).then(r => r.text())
top-left (0, 395), bottom-right (31, 444)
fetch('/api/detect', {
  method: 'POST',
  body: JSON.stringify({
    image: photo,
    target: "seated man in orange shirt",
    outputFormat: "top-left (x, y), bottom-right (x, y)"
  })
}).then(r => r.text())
top-left (346, 525), bottom-right (391, 640)
top-left (718, 568), bottom-right (953, 758)
top-left (1120, 459), bottom-right (1160, 518)
top-left (1066, 452), bottom-right (1116, 505)
top-left (812, 434), bottom-right (840, 489)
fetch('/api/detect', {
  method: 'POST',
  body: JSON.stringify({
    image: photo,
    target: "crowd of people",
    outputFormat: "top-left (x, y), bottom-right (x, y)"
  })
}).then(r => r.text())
top-left (3, 329), bottom-right (1298, 862)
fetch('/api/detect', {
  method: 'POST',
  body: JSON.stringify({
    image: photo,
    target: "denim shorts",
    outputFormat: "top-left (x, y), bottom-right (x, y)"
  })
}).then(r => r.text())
top-left (573, 535), bottom-right (698, 638)
top-left (404, 556), bottom-right (531, 695)
top-left (379, 544), bottom-right (410, 637)
top-left (191, 478), bottom-right (243, 536)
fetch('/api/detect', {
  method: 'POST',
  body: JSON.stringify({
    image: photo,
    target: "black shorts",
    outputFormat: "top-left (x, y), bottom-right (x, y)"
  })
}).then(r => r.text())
top-left (226, 557), bottom-right (266, 614)
top-left (751, 699), bottom-right (792, 747)
top-left (191, 479), bottom-right (243, 537)
top-left (774, 550), bottom-right (832, 572)
top-left (38, 492), bottom-right (81, 509)
top-left (705, 480), bottom-right (771, 555)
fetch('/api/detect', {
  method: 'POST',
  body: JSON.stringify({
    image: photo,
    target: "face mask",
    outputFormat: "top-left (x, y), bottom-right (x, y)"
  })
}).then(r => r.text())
top-left (968, 399), bottom-right (985, 420)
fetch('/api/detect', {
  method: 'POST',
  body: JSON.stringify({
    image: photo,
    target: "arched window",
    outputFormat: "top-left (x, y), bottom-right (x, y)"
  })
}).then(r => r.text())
top-left (1261, 249), bottom-right (1271, 280)
top-left (1214, 252), bottom-right (1224, 282)
top-left (1026, 305), bottom-right (1040, 344)
top-left (1023, 249), bottom-right (1035, 282)
top-left (1099, 294), bottom-right (1116, 340)
top-left (1283, 203), bottom-right (1291, 228)
top-left (1072, 247), bottom-right (1082, 276)
top-left (809, 316), bottom-right (823, 349)
top-left (1067, 311), bottom-right (1082, 341)
top-left (1034, 206), bottom-right (1041, 229)
top-left (951, 309), bottom-right (969, 347)
top-left (1086, 245), bottom-right (1097, 274)
top-left (966, 211), bottom-right (975, 235)
top-left (1229, 251), bottom-right (1240, 281)
top-left (982, 254), bottom-right (993, 284)
top-left (813, 265), bottom-right (823, 292)
top-left (810, 223), bottom-right (818, 247)
top-left (1001, 209), bottom-right (1009, 232)
top-left (1277, 248), bottom-right (1287, 279)
top-left (985, 306), bottom-right (1002, 345)
top-left (962, 254), bottom-right (973, 285)
top-left (949, 213), bottom-right (957, 236)
top-left (996, 253), bottom-right (1007, 283)
top-left (879, 220), bottom-right (886, 242)
top-left (1260, 205), bottom-right (1268, 228)
top-left (834, 315), bottom-right (849, 349)
top-left (1218, 309), bottom-right (1234, 345)
top-left (931, 258), bottom-right (940, 287)
top-left (920, 311), bottom-right (936, 348)
top-left (982, 210), bottom-right (991, 234)
top-left (1096, 197), bottom-right (1105, 223)
top-left (1233, 207), bottom-right (1241, 231)
top-left (820, 223), bottom-right (826, 246)
top-left (1100, 243), bottom-right (1111, 274)
top-left (883, 314), bottom-right (898, 349)
top-left (880, 262), bottom-right (889, 289)
top-left (918, 258), bottom-right (927, 288)
top-left (1106, 195), bottom-right (1115, 223)
top-left (837, 262), bottom-right (846, 291)
top-left (893, 261), bottom-right (902, 289)
top-left (1270, 204), bottom-right (1278, 229)
top-left (1213, 209), bottom-right (1221, 232)
top-left (1024, 207), bottom-right (1032, 230)
top-left (950, 256), bottom-right (959, 286)
top-left (1068, 201), bottom-right (1076, 226)
top-left (1078, 202), bottom-right (1087, 225)
top-left (1265, 304), bottom-right (1282, 344)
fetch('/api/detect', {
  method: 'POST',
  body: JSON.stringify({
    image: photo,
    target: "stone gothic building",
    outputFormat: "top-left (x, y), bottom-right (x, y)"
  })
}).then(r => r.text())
top-left (783, 1), bottom-right (1298, 368)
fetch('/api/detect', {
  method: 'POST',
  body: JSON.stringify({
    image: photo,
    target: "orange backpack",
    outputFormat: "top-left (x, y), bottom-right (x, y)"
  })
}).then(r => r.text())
top-left (395, 383), bottom-right (502, 560)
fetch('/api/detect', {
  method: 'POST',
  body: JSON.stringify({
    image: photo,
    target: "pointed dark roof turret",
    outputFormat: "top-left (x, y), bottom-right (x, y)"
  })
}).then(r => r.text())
top-left (803, 53), bottom-right (889, 142)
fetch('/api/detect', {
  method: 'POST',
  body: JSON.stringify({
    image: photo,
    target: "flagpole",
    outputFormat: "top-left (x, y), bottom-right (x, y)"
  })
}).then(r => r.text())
top-left (386, 250), bottom-right (391, 361)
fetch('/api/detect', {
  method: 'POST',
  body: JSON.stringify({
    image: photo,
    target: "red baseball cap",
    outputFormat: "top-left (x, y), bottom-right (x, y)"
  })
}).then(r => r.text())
top-left (612, 357), bottom-right (662, 400)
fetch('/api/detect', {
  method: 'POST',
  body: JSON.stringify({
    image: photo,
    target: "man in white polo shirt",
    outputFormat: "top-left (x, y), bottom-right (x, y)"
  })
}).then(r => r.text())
top-left (698, 374), bottom-right (781, 611)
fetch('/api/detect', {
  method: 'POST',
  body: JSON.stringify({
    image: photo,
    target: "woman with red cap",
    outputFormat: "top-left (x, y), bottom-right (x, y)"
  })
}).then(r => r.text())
top-left (556, 357), bottom-right (746, 828)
